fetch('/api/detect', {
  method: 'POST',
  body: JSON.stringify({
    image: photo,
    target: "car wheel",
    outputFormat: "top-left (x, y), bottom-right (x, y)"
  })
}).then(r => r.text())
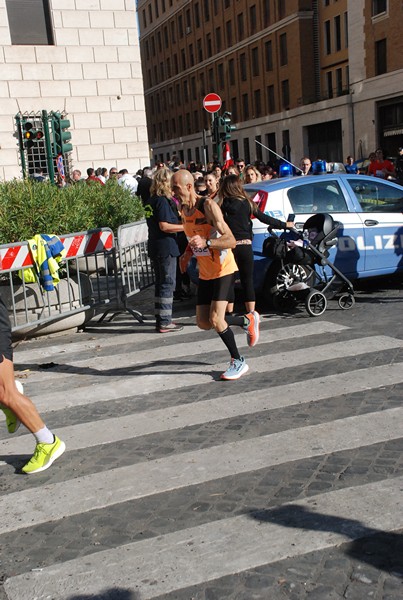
top-left (262, 261), bottom-right (314, 306)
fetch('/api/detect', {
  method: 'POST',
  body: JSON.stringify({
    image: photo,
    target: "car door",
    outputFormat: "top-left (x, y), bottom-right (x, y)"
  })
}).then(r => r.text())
top-left (284, 178), bottom-right (365, 279)
top-left (345, 177), bottom-right (403, 275)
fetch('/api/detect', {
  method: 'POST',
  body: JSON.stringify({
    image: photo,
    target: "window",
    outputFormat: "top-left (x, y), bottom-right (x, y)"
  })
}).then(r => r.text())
top-left (189, 44), bottom-right (194, 66)
top-left (250, 5), bottom-right (256, 35)
top-left (148, 4), bottom-right (152, 24)
top-left (215, 27), bottom-right (222, 52)
top-left (181, 48), bottom-right (186, 70)
top-left (171, 20), bottom-right (176, 43)
top-left (173, 54), bottom-right (178, 74)
top-left (226, 21), bottom-right (232, 47)
top-left (231, 97), bottom-right (238, 122)
top-left (251, 47), bottom-right (259, 77)
top-left (327, 71), bottom-right (333, 98)
top-left (237, 13), bottom-right (244, 40)
top-left (186, 9), bottom-right (191, 29)
top-left (263, 1), bottom-right (271, 27)
top-left (217, 63), bottom-right (224, 89)
top-left (6, 0), bottom-right (54, 45)
top-left (242, 93), bottom-right (249, 120)
top-left (240, 53), bottom-right (247, 81)
top-left (281, 79), bottom-right (290, 109)
top-left (195, 3), bottom-right (200, 28)
top-left (348, 179), bottom-right (403, 213)
top-left (204, 0), bottom-right (210, 21)
top-left (154, 0), bottom-right (159, 18)
top-left (375, 38), bottom-right (387, 75)
top-left (288, 181), bottom-right (347, 214)
top-left (254, 89), bottom-right (261, 117)
top-left (157, 31), bottom-right (162, 52)
top-left (166, 58), bottom-right (171, 77)
top-left (336, 68), bottom-right (343, 95)
top-left (265, 40), bottom-right (273, 70)
top-left (243, 138), bottom-right (250, 164)
top-left (267, 85), bottom-right (275, 113)
top-left (372, 0), bottom-right (387, 16)
top-left (197, 39), bottom-right (203, 62)
top-left (183, 80), bottom-right (189, 102)
top-left (229, 59), bottom-right (235, 85)
top-left (344, 12), bottom-right (348, 48)
top-left (178, 15), bottom-right (183, 37)
top-left (191, 77), bottom-right (196, 99)
top-left (334, 15), bottom-right (341, 51)
top-left (279, 33), bottom-right (287, 66)
top-left (142, 10), bottom-right (147, 29)
top-left (213, 0), bottom-right (219, 15)
top-left (278, 0), bottom-right (285, 19)
top-left (164, 27), bottom-right (168, 48)
top-left (324, 21), bottom-right (331, 54)
top-left (207, 33), bottom-right (212, 58)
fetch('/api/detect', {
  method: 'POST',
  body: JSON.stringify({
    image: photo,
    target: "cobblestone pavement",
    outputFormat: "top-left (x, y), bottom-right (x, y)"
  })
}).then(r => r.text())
top-left (0, 277), bottom-right (402, 600)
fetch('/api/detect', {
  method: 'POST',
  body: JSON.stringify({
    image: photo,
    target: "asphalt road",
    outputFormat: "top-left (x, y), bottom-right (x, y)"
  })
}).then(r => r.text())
top-left (0, 275), bottom-right (402, 600)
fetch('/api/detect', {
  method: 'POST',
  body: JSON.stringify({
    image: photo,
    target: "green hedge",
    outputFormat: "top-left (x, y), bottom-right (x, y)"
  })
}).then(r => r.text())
top-left (0, 178), bottom-right (146, 244)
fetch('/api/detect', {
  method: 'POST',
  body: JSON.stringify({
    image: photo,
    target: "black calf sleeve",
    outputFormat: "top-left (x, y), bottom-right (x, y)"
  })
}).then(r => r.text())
top-left (218, 327), bottom-right (241, 360)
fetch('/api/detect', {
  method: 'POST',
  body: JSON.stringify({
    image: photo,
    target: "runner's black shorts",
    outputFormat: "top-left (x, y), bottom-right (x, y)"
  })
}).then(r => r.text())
top-left (197, 273), bottom-right (235, 305)
top-left (0, 296), bottom-right (13, 362)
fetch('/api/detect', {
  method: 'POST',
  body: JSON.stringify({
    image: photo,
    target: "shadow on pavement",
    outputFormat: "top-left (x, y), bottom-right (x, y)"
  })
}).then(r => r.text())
top-left (248, 504), bottom-right (403, 578)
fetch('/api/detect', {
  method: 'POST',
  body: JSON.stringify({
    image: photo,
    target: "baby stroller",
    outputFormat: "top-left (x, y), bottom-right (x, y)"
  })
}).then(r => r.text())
top-left (264, 213), bottom-right (355, 317)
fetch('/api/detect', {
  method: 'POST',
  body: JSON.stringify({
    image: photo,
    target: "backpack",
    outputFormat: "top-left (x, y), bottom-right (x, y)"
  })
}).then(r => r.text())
top-left (262, 235), bottom-right (288, 260)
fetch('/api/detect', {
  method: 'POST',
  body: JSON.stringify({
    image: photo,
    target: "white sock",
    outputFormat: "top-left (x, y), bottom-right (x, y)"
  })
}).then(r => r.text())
top-left (34, 426), bottom-right (54, 445)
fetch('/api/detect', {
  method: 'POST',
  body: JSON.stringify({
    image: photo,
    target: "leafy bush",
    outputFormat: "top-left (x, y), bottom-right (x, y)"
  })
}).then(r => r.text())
top-left (0, 179), bottom-right (146, 244)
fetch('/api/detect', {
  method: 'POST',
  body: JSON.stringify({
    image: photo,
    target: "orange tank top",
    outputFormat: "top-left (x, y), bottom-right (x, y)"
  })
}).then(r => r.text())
top-left (182, 204), bottom-right (237, 280)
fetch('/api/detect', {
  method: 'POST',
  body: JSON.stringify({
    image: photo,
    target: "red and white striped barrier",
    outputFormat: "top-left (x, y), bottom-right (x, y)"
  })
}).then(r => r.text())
top-left (0, 229), bottom-right (114, 273)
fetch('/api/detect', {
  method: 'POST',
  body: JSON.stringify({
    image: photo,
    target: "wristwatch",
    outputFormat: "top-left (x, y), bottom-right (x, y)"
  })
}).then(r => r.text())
top-left (206, 239), bottom-right (212, 248)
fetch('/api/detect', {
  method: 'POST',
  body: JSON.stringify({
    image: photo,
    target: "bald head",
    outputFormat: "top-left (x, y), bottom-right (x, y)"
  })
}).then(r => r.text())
top-left (172, 169), bottom-right (197, 207)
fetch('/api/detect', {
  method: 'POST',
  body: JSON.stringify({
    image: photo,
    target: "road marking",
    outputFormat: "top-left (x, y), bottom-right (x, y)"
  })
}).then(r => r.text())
top-left (1, 407), bottom-right (402, 535)
top-left (2, 362), bottom-right (402, 454)
top-left (22, 335), bottom-right (403, 412)
top-left (15, 320), bottom-right (348, 376)
top-left (4, 476), bottom-right (403, 600)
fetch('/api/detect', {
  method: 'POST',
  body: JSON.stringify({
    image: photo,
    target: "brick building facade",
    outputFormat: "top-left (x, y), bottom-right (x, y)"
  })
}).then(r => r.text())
top-left (138, 0), bottom-right (403, 167)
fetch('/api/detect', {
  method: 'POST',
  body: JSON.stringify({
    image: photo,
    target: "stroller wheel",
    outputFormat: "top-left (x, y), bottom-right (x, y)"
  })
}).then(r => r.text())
top-left (305, 290), bottom-right (327, 317)
top-left (338, 293), bottom-right (355, 310)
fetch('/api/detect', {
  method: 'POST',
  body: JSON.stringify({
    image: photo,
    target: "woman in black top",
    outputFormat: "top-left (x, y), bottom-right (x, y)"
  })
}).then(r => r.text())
top-left (218, 174), bottom-right (293, 313)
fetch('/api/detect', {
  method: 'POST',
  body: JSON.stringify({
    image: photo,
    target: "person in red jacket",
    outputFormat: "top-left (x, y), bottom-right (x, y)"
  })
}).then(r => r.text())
top-left (367, 149), bottom-right (395, 179)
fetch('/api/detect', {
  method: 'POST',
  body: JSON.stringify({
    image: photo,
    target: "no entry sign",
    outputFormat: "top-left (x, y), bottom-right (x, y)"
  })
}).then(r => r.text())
top-left (203, 93), bottom-right (222, 113)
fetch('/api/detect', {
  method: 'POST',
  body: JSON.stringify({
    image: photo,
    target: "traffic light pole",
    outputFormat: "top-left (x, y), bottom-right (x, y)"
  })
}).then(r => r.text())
top-left (42, 110), bottom-right (55, 183)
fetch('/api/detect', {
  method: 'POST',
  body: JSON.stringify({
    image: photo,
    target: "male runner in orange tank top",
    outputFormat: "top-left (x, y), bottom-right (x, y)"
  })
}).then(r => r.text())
top-left (172, 169), bottom-right (259, 380)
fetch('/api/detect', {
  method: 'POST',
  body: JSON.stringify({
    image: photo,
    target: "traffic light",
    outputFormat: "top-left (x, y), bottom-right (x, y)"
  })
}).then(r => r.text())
top-left (217, 111), bottom-right (236, 142)
top-left (22, 121), bottom-right (44, 149)
top-left (51, 111), bottom-right (72, 155)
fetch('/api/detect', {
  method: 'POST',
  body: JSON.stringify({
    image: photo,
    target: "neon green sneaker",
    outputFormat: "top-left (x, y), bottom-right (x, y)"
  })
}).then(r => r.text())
top-left (0, 380), bottom-right (23, 434)
top-left (22, 436), bottom-right (66, 475)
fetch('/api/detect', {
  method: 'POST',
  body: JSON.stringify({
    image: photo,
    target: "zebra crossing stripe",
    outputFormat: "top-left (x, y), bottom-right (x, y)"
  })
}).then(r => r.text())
top-left (3, 362), bottom-right (403, 455)
top-left (4, 476), bottom-right (403, 600)
top-left (14, 319), bottom-right (349, 364)
top-left (22, 335), bottom-right (403, 412)
top-left (1, 406), bottom-right (402, 536)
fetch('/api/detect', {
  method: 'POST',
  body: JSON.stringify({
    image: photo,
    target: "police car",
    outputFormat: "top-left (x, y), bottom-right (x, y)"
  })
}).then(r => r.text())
top-left (244, 173), bottom-right (403, 303)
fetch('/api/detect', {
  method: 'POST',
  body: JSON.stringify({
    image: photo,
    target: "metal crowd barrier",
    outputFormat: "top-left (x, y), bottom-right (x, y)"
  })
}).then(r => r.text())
top-left (0, 228), bottom-right (118, 336)
top-left (102, 219), bottom-right (154, 323)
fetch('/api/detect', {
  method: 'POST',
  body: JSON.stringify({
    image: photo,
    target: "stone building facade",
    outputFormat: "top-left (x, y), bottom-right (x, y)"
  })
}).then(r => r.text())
top-left (0, 0), bottom-right (149, 180)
